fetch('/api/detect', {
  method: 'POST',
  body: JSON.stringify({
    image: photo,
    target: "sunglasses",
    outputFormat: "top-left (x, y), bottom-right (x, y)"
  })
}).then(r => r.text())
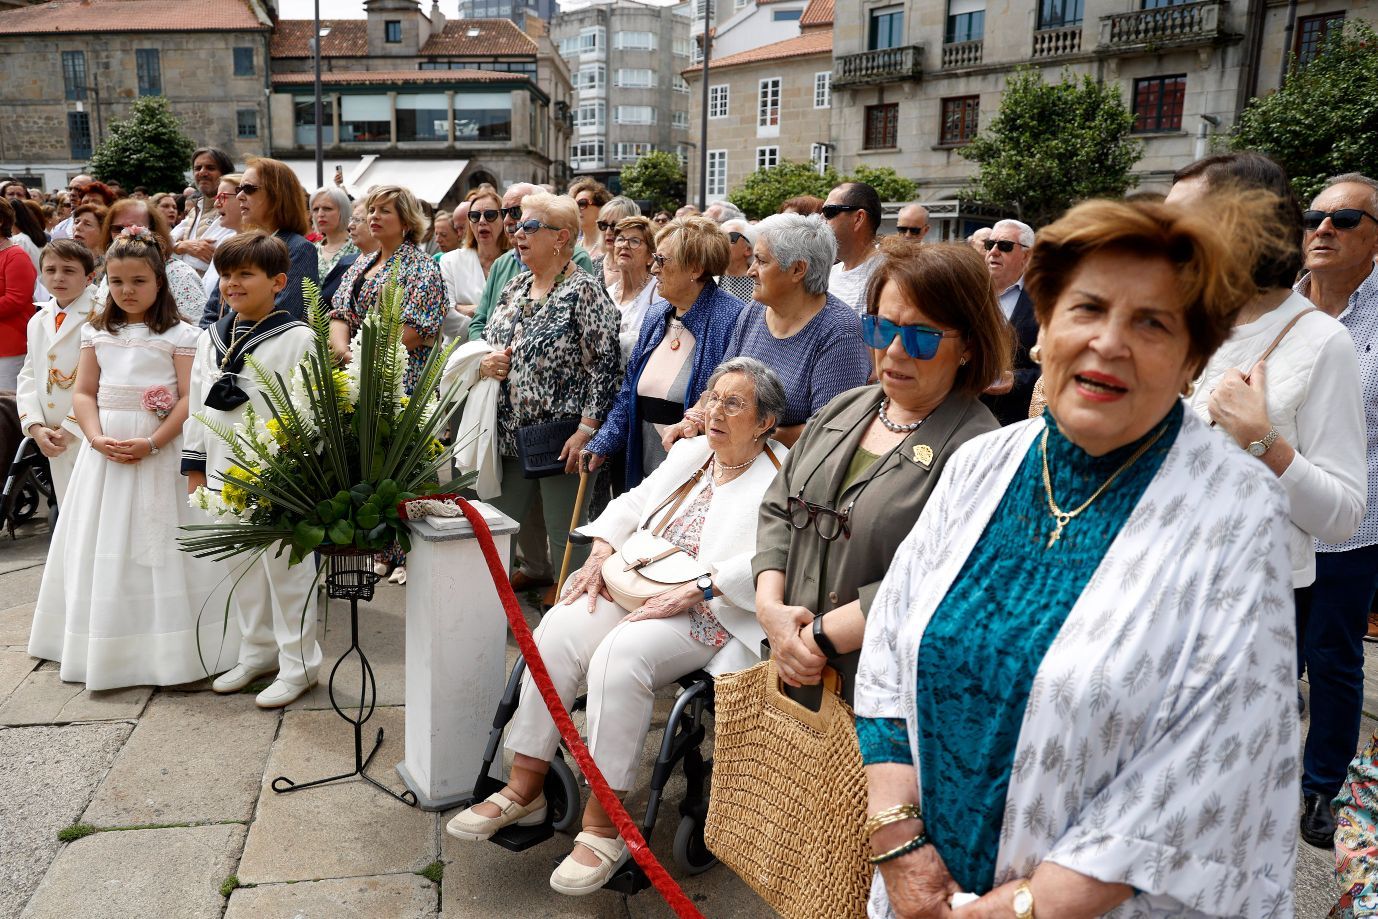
top-left (820, 204), bottom-right (862, 220)
top-left (500, 206), bottom-right (523, 221)
top-left (983, 239), bottom-right (1026, 253)
top-left (576, 199), bottom-right (593, 210)
top-left (651, 253), bottom-right (672, 269)
top-left (1302, 208), bottom-right (1378, 231)
top-left (597, 220), bottom-right (617, 232)
top-left (613, 235), bottom-right (644, 248)
top-left (787, 495), bottom-right (853, 541)
top-left (895, 226), bottom-right (927, 237)
top-left (654, 216), bottom-right (670, 224)
top-left (468, 209), bottom-right (500, 223)
top-left (861, 315), bottom-right (962, 360)
top-left (237, 182), bottom-right (262, 196)
top-left (513, 218), bottom-right (559, 234)
top-left (728, 232), bottom-right (746, 244)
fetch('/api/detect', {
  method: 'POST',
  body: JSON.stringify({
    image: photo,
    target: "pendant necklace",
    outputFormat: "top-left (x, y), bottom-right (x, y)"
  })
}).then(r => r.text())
top-left (668, 317), bottom-right (686, 351)
top-left (1039, 423), bottom-right (1168, 549)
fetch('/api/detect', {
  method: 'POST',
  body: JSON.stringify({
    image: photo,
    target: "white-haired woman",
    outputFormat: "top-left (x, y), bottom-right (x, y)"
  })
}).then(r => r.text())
top-left (717, 218), bottom-right (757, 303)
top-left (595, 195), bottom-right (641, 288)
top-left (311, 185), bottom-right (357, 279)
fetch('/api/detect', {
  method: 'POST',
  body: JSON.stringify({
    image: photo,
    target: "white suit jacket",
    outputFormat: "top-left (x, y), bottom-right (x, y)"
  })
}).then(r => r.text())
top-left (16, 289), bottom-right (96, 438)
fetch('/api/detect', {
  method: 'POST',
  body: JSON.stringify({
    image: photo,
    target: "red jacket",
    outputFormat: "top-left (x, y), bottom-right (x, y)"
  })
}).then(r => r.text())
top-left (0, 245), bottom-right (37, 358)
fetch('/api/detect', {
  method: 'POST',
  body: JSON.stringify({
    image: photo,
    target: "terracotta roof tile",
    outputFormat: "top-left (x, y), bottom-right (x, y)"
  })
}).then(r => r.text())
top-left (799, 0), bottom-right (833, 29)
top-left (421, 19), bottom-right (535, 55)
top-left (0, 0), bottom-right (268, 34)
top-left (272, 17), bottom-right (535, 59)
top-left (271, 68), bottom-right (528, 87)
top-left (691, 29), bottom-right (830, 72)
top-left (271, 19), bottom-right (367, 58)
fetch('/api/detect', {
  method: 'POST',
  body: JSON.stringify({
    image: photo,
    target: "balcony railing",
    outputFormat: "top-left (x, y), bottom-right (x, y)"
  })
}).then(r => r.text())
top-left (941, 39), bottom-right (983, 68)
top-left (1099, 0), bottom-right (1227, 51)
top-left (1032, 25), bottom-right (1082, 58)
top-left (833, 44), bottom-right (923, 87)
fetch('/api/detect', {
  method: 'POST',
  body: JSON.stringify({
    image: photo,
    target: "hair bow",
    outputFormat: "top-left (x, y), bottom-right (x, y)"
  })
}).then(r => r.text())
top-left (118, 224), bottom-right (158, 245)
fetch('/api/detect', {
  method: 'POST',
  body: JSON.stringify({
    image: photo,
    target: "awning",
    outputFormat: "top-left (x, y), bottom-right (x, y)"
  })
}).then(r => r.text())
top-left (349, 157), bottom-right (469, 205)
top-left (274, 157), bottom-right (365, 195)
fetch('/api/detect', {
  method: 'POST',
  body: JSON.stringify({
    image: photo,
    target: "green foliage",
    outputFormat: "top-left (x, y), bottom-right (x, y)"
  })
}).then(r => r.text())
top-left (416, 860), bottom-right (444, 885)
top-left (57, 823), bottom-right (97, 842)
top-left (87, 97), bottom-right (196, 193)
top-left (960, 68), bottom-right (1142, 228)
top-left (729, 160), bottom-right (840, 220)
top-left (847, 165), bottom-right (919, 203)
top-left (621, 151), bottom-right (687, 214)
top-left (1232, 20), bottom-right (1378, 203)
top-left (219, 875), bottom-right (240, 898)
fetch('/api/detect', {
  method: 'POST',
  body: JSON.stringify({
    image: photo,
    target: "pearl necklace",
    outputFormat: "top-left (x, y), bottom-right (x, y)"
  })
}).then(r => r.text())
top-left (877, 397), bottom-right (924, 433)
top-left (712, 453), bottom-right (756, 482)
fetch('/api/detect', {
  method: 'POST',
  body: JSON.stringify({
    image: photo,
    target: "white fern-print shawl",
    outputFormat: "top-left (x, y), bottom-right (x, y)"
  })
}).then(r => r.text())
top-left (855, 408), bottom-right (1298, 919)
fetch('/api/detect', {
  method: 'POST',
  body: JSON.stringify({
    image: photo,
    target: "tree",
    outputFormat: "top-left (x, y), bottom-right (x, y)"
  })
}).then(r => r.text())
top-left (729, 160), bottom-right (839, 220)
top-left (960, 68), bottom-right (1141, 228)
top-left (621, 151), bottom-right (687, 215)
top-left (847, 165), bottom-right (918, 203)
top-left (88, 97), bottom-right (197, 194)
top-left (1232, 20), bottom-right (1378, 203)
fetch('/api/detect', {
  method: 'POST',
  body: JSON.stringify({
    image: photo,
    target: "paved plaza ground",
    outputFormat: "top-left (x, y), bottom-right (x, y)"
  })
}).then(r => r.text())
top-left (0, 519), bottom-right (1367, 918)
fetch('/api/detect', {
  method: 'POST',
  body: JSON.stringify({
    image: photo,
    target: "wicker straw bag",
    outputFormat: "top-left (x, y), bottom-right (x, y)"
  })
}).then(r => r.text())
top-left (705, 659), bottom-right (872, 918)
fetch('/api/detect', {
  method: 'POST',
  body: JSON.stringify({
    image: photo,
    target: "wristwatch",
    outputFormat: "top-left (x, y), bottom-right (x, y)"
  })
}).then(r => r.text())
top-left (1012, 881), bottom-right (1035, 919)
top-left (812, 615), bottom-right (839, 659)
top-left (696, 574), bottom-right (713, 601)
top-left (1245, 429), bottom-right (1279, 457)
top-left (146, 437), bottom-right (160, 456)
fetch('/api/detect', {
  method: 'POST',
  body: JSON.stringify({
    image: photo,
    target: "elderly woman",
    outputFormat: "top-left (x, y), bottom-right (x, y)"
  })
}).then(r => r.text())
top-left (311, 185), bottom-right (357, 281)
top-left (593, 195), bottom-right (641, 287)
top-left (439, 185), bottom-right (508, 343)
top-left (855, 195), bottom-right (1298, 918)
top-left (586, 216), bottom-right (743, 490)
top-left (69, 203), bottom-right (106, 257)
top-left (96, 199), bottom-right (206, 322)
top-left (604, 216), bottom-right (659, 365)
top-left (755, 240), bottom-right (1005, 703)
top-left (478, 191), bottom-right (620, 583)
top-left (717, 218), bottom-right (757, 303)
top-left (569, 177), bottom-right (612, 261)
top-left (447, 358), bottom-right (788, 894)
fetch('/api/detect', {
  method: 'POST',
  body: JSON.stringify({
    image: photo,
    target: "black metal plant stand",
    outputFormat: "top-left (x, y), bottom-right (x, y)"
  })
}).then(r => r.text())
top-left (271, 551), bottom-right (417, 807)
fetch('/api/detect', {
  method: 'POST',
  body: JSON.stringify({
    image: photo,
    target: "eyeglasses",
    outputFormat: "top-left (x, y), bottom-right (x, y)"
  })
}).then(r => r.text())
top-left (820, 204), bottom-right (862, 220)
top-left (703, 391), bottom-right (749, 416)
top-left (213, 191), bottom-right (232, 202)
top-left (727, 232), bottom-right (746, 244)
top-left (576, 199), bottom-right (594, 210)
top-left (787, 495), bottom-right (853, 542)
top-left (468, 209), bottom-right (500, 223)
top-left (651, 253), bottom-right (672, 269)
top-left (1302, 208), bottom-right (1378, 231)
top-left (861, 315), bottom-right (962, 360)
top-left (347, 216), bottom-right (363, 226)
top-left (513, 218), bottom-right (559, 235)
top-left (500, 206), bottom-right (522, 221)
top-left (895, 226), bottom-right (927, 237)
top-left (237, 182), bottom-right (262, 196)
top-left (983, 239), bottom-right (1026, 253)
top-left (614, 235), bottom-right (644, 248)
top-left (597, 220), bottom-right (617, 232)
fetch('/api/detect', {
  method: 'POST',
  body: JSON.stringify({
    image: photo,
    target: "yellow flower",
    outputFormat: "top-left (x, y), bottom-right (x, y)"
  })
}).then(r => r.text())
top-left (264, 417), bottom-right (287, 446)
top-left (221, 464), bottom-right (254, 515)
top-left (331, 369), bottom-right (356, 413)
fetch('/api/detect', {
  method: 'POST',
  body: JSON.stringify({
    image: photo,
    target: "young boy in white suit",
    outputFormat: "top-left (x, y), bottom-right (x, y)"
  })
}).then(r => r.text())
top-left (16, 240), bottom-right (97, 504)
top-left (183, 231), bottom-right (322, 709)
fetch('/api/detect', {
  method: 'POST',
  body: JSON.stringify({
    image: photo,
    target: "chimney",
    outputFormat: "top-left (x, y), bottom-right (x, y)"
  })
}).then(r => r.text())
top-left (430, 0), bottom-right (447, 35)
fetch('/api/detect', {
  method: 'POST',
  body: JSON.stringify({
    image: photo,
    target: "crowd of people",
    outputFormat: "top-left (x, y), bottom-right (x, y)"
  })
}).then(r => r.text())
top-left (3, 145), bottom-right (1378, 917)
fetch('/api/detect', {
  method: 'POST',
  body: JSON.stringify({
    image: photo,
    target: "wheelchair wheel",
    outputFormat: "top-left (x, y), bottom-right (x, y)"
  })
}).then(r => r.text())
top-left (672, 814), bottom-right (718, 875)
top-left (546, 756), bottom-right (580, 833)
top-left (13, 481), bottom-right (39, 524)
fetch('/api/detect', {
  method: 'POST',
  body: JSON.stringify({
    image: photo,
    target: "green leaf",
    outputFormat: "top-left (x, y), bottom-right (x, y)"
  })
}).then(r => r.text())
top-left (356, 506), bottom-right (381, 530)
top-left (315, 500), bottom-right (339, 524)
top-left (377, 479), bottom-right (399, 505)
top-left (621, 150), bottom-right (687, 215)
top-left (369, 523), bottom-right (390, 542)
top-left (292, 521), bottom-right (326, 554)
top-left (327, 519), bottom-right (355, 546)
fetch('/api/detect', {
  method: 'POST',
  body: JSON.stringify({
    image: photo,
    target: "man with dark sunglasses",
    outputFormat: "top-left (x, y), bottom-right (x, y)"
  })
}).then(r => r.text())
top-left (1292, 172), bottom-right (1378, 850)
top-left (822, 181), bottom-right (881, 314)
top-left (980, 218), bottom-right (1039, 426)
top-left (894, 203), bottom-right (929, 240)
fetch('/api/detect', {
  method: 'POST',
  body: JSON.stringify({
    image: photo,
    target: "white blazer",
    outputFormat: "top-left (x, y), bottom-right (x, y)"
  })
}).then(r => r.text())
top-left (579, 436), bottom-right (786, 676)
top-left (16, 289), bottom-right (96, 438)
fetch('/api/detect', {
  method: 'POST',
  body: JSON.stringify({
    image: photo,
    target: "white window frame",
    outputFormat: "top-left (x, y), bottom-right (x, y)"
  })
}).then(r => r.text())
top-left (674, 37), bottom-right (693, 57)
top-left (614, 141), bottom-right (655, 161)
top-left (575, 101), bottom-right (606, 130)
top-left (615, 105), bottom-right (657, 125)
top-left (708, 84), bottom-right (729, 119)
top-left (707, 149), bottom-right (728, 198)
top-left (755, 145), bottom-right (779, 170)
top-left (811, 142), bottom-right (832, 174)
top-left (578, 27), bottom-right (604, 54)
top-left (570, 138), bottom-right (605, 168)
top-left (576, 65), bottom-right (605, 91)
top-left (814, 71), bottom-right (832, 109)
top-left (757, 77), bottom-right (782, 137)
top-left (673, 75), bottom-right (691, 94)
top-left (671, 110), bottom-right (690, 129)
top-left (615, 68), bottom-right (656, 88)
top-left (675, 144), bottom-right (690, 166)
top-left (614, 30), bottom-right (657, 51)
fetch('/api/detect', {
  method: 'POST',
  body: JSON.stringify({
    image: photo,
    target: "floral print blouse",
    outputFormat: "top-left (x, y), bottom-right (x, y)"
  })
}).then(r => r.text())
top-left (317, 238), bottom-right (358, 278)
top-left (483, 264), bottom-right (621, 457)
top-left (1333, 730), bottom-right (1378, 918)
top-left (660, 479), bottom-right (729, 649)
top-left (328, 240), bottom-right (446, 394)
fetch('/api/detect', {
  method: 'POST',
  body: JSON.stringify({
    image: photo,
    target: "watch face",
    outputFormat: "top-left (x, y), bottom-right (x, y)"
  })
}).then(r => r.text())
top-left (1012, 888), bottom-right (1033, 915)
top-left (1247, 442), bottom-right (1266, 456)
top-left (697, 575), bottom-right (712, 589)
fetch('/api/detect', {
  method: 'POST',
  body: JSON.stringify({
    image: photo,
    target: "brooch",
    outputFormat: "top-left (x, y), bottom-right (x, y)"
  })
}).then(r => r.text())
top-left (912, 444), bottom-right (933, 466)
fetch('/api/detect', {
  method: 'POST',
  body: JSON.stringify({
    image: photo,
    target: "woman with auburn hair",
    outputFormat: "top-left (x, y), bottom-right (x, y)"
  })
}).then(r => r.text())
top-left (439, 185), bottom-right (508, 343)
top-left (69, 203), bottom-right (107, 258)
top-left (856, 192), bottom-right (1300, 918)
top-left (199, 156), bottom-right (318, 326)
top-left (95, 198), bottom-right (206, 323)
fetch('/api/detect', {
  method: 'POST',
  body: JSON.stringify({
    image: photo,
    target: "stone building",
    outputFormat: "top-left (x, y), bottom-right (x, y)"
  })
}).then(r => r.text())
top-left (684, 0), bottom-right (833, 203)
top-left (269, 0), bottom-right (573, 206)
top-left (551, 0), bottom-right (692, 191)
top-left (0, 0), bottom-right (274, 191)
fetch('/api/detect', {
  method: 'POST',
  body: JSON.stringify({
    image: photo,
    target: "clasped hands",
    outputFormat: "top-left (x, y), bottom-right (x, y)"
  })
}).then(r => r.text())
top-left (559, 538), bottom-right (704, 622)
top-left (90, 434), bottom-right (155, 464)
top-left (27, 425), bottom-right (72, 459)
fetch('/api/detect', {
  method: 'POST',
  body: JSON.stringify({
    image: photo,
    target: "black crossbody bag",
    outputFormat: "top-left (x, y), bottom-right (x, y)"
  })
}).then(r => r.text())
top-left (507, 269), bottom-right (580, 479)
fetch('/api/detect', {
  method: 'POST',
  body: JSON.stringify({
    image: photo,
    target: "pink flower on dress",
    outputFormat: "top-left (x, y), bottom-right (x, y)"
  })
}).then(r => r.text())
top-left (142, 385), bottom-right (176, 419)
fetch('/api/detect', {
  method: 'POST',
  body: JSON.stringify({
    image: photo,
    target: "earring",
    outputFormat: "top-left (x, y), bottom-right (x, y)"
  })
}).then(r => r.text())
top-left (959, 358), bottom-right (968, 366)
top-left (1183, 380), bottom-right (1196, 398)
top-left (1029, 344), bottom-right (1042, 364)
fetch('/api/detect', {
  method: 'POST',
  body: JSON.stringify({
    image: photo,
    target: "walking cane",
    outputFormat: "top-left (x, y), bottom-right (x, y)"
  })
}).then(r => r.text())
top-left (543, 456), bottom-right (592, 608)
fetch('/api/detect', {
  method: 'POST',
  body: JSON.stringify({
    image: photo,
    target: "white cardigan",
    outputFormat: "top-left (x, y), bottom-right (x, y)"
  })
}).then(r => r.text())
top-left (1189, 292), bottom-right (1366, 587)
top-left (578, 436), bottom-right (786, 676)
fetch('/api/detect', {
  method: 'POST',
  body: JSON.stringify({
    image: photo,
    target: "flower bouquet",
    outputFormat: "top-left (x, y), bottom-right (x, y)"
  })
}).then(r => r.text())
top-left (179, 271), bottom-right (474, 566)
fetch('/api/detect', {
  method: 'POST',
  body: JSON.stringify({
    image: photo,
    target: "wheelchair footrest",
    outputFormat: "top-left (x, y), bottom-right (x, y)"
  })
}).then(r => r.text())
top-left (488, 821), bottom-right (556, 852)
top-left (602, 862), bottom-right (651, 895)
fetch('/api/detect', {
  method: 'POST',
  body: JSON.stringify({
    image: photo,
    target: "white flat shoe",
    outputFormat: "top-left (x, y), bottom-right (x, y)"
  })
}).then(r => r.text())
top-left (549, 832), bottom-right (629, 896)
top-left (445, 791), bottom-right (547, 841)
top-left (388, 566), bottom-right (407, 585)
top-left (373, 562), bottom-right (389, 577)
top-left (254, 678), bottom-right (313, 709)
top-left (211, 663), bottom-right (277, 694)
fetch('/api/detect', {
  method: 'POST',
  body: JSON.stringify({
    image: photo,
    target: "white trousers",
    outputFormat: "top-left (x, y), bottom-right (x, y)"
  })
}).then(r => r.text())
top-left (505, 595), bottom-right (716, 791)
top-left (224, 549), bottom-right (321, 686)
top-left (47, 439), bottom-right (79, 508)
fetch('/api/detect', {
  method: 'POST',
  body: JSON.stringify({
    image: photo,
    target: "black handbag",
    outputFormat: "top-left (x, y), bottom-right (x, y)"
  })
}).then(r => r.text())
top-left (515, 416), bottom-right (580, 479)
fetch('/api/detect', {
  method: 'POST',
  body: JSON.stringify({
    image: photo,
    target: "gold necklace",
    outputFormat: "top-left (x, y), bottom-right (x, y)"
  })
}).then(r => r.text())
top-left (1039, 422), bottom-right (1169, 549)
top-left (220, 310), bottom-right (287, 371)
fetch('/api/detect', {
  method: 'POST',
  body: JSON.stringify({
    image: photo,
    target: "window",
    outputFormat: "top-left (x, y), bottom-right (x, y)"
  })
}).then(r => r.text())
top-left (575, 65), bottom-right (605, 91)
top-left (940, 95), bottom-right (979, 145)
top-left (1037, 0), bottom-right (1082, 29)
top-left (616, 105), bottom-right (656, 124)
top-left (672, 110), bottom-right (689, 129)
top-left (294, 98), bottom-right (335, 145)
top-left (864, 102), bottom-right (898, 149)
top-left (757, 77), bottom-right (781, 129)
top-left (616, 68), bottom-right (655, 88)
top-left (1132, 74), bottom-right (1186, 133)
top-left (709, 84), bottom-right (729, 118)
top-left (1296, 12), bottom-right (1345, 66)
top-left (674, 37), bottom-right (693, 57)
top-left (455, 92), bottom-right (513, 140)
top-left (675, 143), bottom-right (690, 166)
top-left (559, 35), bottom-right (579, 56)
top-left (570, 139), bottom-right (605, 168)
top-left (421, 59), bottom-right (536, 76)
top-left (756, 146), bottom-right (779, 170)
top-left (614, 31), bottom-right (656, 50)
top-left (135, 49), bottom-right (162, 96)
top-left (673, 75), bottom-right (691, 94)
top-left (575, 102), bottom-right (606, 128)
top-left (233, 46), bottom-right (255, 76)
top-left (68, 111), bottom-right (91, 159)
top-left (946, 0), bottom-right (984, 43)
top-left (340, 94), bottom-right (392, 142)
top-left (707, 149), bottom-right (727, 197)
top-left (396, 92), bottom-right (448, 141)
top-left (234, 108), bottom-right (258, 139)
top-left (615, 142), bottom-right (654, 161)
top-left (578, 27), bottom-right (605, 53)
top-left (814, 71), bottom-right (831, 108)
top-left (868, 6), bottom-right (904, 50)
top-left (773, 8), bottom-right (802, 20)
top-left (811, 142), bottom-right (831, 174)
top-left (385, 20), bottom-right (402, 43)
top-left (62, 51), bottom-right (86, 101)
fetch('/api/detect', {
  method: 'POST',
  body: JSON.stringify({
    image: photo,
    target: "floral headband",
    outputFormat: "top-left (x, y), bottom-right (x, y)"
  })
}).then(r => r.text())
top-left (117, 224), bottom-right (158, 246)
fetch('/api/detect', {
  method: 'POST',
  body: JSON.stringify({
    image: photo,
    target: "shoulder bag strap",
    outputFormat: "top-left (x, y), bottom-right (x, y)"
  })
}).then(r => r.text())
top-left (764, 444), bottom-right (781, 470)
top-left (641, 455), bottom-right (715, 536)
top-left (1250, 307), bottom-right (1317, 375)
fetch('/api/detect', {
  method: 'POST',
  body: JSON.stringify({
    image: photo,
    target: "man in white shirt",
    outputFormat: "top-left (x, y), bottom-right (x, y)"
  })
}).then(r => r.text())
top-left (982, 218), bottom-right (1038, 425)
top-left (48, 174), bottom-right (93, 240)
top-left (822, 181), bottom-right (880, 314)
top-left (171, 147), bottom-right (234, 274)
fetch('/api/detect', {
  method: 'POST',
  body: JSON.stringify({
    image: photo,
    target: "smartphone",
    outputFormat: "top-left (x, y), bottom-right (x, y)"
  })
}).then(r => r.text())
top-left (335, 165), bottom-right (344, 178)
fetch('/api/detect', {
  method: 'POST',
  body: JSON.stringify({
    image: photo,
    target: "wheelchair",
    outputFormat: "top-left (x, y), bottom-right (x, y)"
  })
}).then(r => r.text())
top-left (2, 436), bottom-right (56, 538)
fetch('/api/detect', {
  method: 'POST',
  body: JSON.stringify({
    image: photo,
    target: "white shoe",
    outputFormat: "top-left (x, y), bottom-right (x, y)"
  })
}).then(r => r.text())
top-left (254, 678), bottom-right (313, 709)
top-left (388, 566), bottom-right (407, 585)
top-left (549, 832), bottom-right (629, 896)
top-left (373, 561), bottom-right (389, 576)
top-left (211, 663), bottom-right (277, 694)
top-left (445, 791), bottom-right (547, 841)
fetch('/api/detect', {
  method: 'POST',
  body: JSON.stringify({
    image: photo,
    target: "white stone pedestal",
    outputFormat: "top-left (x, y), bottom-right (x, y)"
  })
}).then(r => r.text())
top-left (397, 503), bottom-right (519, 811)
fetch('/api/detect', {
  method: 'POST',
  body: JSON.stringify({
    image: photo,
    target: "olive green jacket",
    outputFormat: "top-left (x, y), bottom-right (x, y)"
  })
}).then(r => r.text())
top-left (752, 383), bottom-right (999, 700)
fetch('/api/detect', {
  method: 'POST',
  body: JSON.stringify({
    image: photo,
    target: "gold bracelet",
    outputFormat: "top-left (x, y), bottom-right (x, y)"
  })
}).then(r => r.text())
top-left (868, 830), bottom-right (929, 865)
top-left (864, 803), bottom-right (923, 839)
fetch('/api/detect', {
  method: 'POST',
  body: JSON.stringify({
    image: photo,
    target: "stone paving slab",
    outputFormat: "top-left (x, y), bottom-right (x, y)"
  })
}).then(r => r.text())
top-left (237, 705), bottom-right (438, 884)
top-left (225, 873), bottom-right (439, 919)
top-left (289, 591), bottom-right (405, 711)
top-left (0, 650), bottom-right (38, 704)
top-left (0, 722), bottom-right (133, 919)
top-left (83, 691), bottom-right (280, 826)
top-left (0, 601), bottom-right (36, 647)
top-left (19, 823), bottom-right (245, 919)
top-left (0, 669), bottom-right (150, 726)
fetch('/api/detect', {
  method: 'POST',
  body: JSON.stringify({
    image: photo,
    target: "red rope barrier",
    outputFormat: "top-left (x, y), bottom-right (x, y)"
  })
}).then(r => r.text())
top-left (457, 498), bottom-right (707, 919)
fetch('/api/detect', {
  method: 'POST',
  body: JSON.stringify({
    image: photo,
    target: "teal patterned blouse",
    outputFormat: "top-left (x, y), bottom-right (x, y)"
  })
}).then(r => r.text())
top-left (857, 403), bottom-right (1183, 894)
